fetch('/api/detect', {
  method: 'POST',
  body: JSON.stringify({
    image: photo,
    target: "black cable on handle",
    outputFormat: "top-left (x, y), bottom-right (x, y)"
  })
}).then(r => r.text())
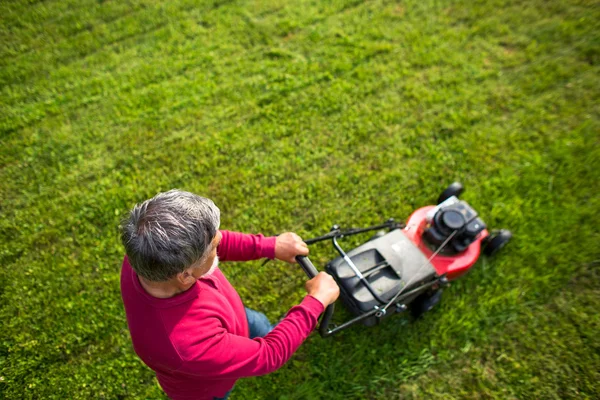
top-left (295, 255), bottom-right (335, 337)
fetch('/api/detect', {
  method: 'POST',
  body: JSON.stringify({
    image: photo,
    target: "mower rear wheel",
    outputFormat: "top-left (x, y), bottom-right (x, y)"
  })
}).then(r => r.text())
top-left (410, 290), bottom-right (443, 318)
top-left (483, 229), bottom-right (512, 257)
top-left (438, 182), bottom-right (464, 204)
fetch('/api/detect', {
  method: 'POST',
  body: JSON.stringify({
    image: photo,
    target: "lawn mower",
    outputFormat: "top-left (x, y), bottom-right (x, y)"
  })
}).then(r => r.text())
top-left (295, 182), bottom-right (512, 338)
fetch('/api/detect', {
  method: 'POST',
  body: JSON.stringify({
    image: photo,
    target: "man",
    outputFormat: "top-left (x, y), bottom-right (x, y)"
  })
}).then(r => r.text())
top-left (120, 189), bottom-right (339, 400)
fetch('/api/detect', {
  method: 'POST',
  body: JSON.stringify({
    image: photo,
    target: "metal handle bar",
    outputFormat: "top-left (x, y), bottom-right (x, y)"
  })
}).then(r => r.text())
top-left (303, 219), bottom-right (405, 245)
top-left (295, 255), bottom-right (335, 338)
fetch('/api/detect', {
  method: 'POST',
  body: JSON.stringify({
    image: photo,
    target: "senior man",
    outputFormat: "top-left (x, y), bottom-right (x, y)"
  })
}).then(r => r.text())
top-left (120, 189), bottom-right (339, 400)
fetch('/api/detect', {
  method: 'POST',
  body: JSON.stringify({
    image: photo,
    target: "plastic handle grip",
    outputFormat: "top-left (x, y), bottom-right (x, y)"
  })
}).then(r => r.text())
top-left (295, 255), bottom-right (318, 278)
top-left (319, 303), bottom-right (335, 337)
top-left (295, 255), bottom-right (335, 337)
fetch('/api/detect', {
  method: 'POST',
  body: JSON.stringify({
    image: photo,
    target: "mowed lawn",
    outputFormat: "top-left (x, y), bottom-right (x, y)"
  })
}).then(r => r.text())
top-left (1, 0), bottom-right (599, 398)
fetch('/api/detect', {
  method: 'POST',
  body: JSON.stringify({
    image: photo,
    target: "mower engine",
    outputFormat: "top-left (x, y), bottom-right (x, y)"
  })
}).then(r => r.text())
top-left (423, 197), bottom-right (486, 254)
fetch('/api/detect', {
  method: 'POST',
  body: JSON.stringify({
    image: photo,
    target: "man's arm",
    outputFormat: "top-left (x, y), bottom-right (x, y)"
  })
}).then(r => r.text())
top-left (217, 230), bottom-right (277, 262)
top-left (176, 295), bottom-right (324, 379)
top-left (217, 230), bottom-right (309, 263)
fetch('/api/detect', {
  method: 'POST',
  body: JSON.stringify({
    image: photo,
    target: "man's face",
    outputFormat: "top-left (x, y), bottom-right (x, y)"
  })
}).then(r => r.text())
top-left (190, 231), bottom-right (222, 279)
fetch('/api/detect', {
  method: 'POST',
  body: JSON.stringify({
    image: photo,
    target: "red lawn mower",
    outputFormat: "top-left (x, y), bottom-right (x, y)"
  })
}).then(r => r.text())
top-left (295, 182), bottom-right (512, 337)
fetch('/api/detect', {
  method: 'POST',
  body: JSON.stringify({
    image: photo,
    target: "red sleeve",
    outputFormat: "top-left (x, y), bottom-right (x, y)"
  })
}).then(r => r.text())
top-left (177, 296), bottom-right (324, 378)
top-left (217, 230), bottom-right (277, 262)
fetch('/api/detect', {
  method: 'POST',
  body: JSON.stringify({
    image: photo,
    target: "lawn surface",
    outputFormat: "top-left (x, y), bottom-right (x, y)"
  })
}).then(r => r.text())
top-left (1, 0), bottom-right (599, 398)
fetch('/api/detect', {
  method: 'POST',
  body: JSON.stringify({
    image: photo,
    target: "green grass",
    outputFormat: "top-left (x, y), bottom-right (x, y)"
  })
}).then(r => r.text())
top-left (1, 0), bottom-right (599, 398)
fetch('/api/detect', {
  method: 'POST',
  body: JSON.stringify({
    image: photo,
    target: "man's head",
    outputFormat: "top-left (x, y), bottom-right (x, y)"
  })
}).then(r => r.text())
top-left (121, 189), bottom-right (221, 282)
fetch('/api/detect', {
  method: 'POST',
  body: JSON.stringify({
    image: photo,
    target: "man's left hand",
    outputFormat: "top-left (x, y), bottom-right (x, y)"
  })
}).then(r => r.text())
top-left (274, 232), bottom-right (309, 263)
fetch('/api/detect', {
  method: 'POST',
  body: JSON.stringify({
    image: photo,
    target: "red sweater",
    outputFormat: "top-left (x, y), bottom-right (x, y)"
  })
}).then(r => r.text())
top-left (120, 230), bottom-right (324, 399)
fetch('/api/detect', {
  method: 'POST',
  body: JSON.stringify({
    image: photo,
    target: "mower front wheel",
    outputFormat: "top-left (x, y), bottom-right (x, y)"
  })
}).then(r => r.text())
top-left (438, 182), bottom-right (464, 204)
top-left (483, 229), bottom-right (512, 257)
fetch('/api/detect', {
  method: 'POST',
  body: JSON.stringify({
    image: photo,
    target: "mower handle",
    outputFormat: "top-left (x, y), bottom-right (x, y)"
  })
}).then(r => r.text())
top-left (295, 255), bottom-right (335, 338)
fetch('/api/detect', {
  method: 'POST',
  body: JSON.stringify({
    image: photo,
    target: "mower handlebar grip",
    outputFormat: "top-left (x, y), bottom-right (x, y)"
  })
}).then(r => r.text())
top-left (295, 255), bottom-right (319, 278)
top-left (295, 255), bottom-right (335, 338)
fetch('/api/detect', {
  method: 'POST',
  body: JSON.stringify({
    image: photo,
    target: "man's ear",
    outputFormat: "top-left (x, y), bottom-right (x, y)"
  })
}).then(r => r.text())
top-left (176, 268), bottom-right (196, 285)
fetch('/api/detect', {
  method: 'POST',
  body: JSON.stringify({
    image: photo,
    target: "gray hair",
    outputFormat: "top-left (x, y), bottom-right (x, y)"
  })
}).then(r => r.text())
top-left (120, 189), bottom-right (221, 281)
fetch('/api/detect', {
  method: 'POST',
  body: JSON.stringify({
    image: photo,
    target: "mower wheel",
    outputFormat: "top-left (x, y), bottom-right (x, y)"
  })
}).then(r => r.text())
top-left (483, 229), bottom-right (512, 257)
top-left (367, 230), bottom-right (387, 242)
top-left (438, 182), bottom-right (464, 204)
top-left (410, 290), bottom-right (443, 319)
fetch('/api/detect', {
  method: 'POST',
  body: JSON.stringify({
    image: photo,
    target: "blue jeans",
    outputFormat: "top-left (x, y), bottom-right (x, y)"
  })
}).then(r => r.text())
top-left (213, 308), bottom-right (274, 400)
top-left (245, 307), bottom-right (275, 339)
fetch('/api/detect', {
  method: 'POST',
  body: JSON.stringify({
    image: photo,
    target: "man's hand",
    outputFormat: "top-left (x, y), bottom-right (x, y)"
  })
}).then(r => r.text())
top-left (274, 232), bottom-right (309, 263)
top-left (305, 272), bottom-right (340, 307)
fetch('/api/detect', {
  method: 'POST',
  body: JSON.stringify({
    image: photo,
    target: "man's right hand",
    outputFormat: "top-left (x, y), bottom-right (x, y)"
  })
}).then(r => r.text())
top-left (305, 272), bottom-right (340, 308)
